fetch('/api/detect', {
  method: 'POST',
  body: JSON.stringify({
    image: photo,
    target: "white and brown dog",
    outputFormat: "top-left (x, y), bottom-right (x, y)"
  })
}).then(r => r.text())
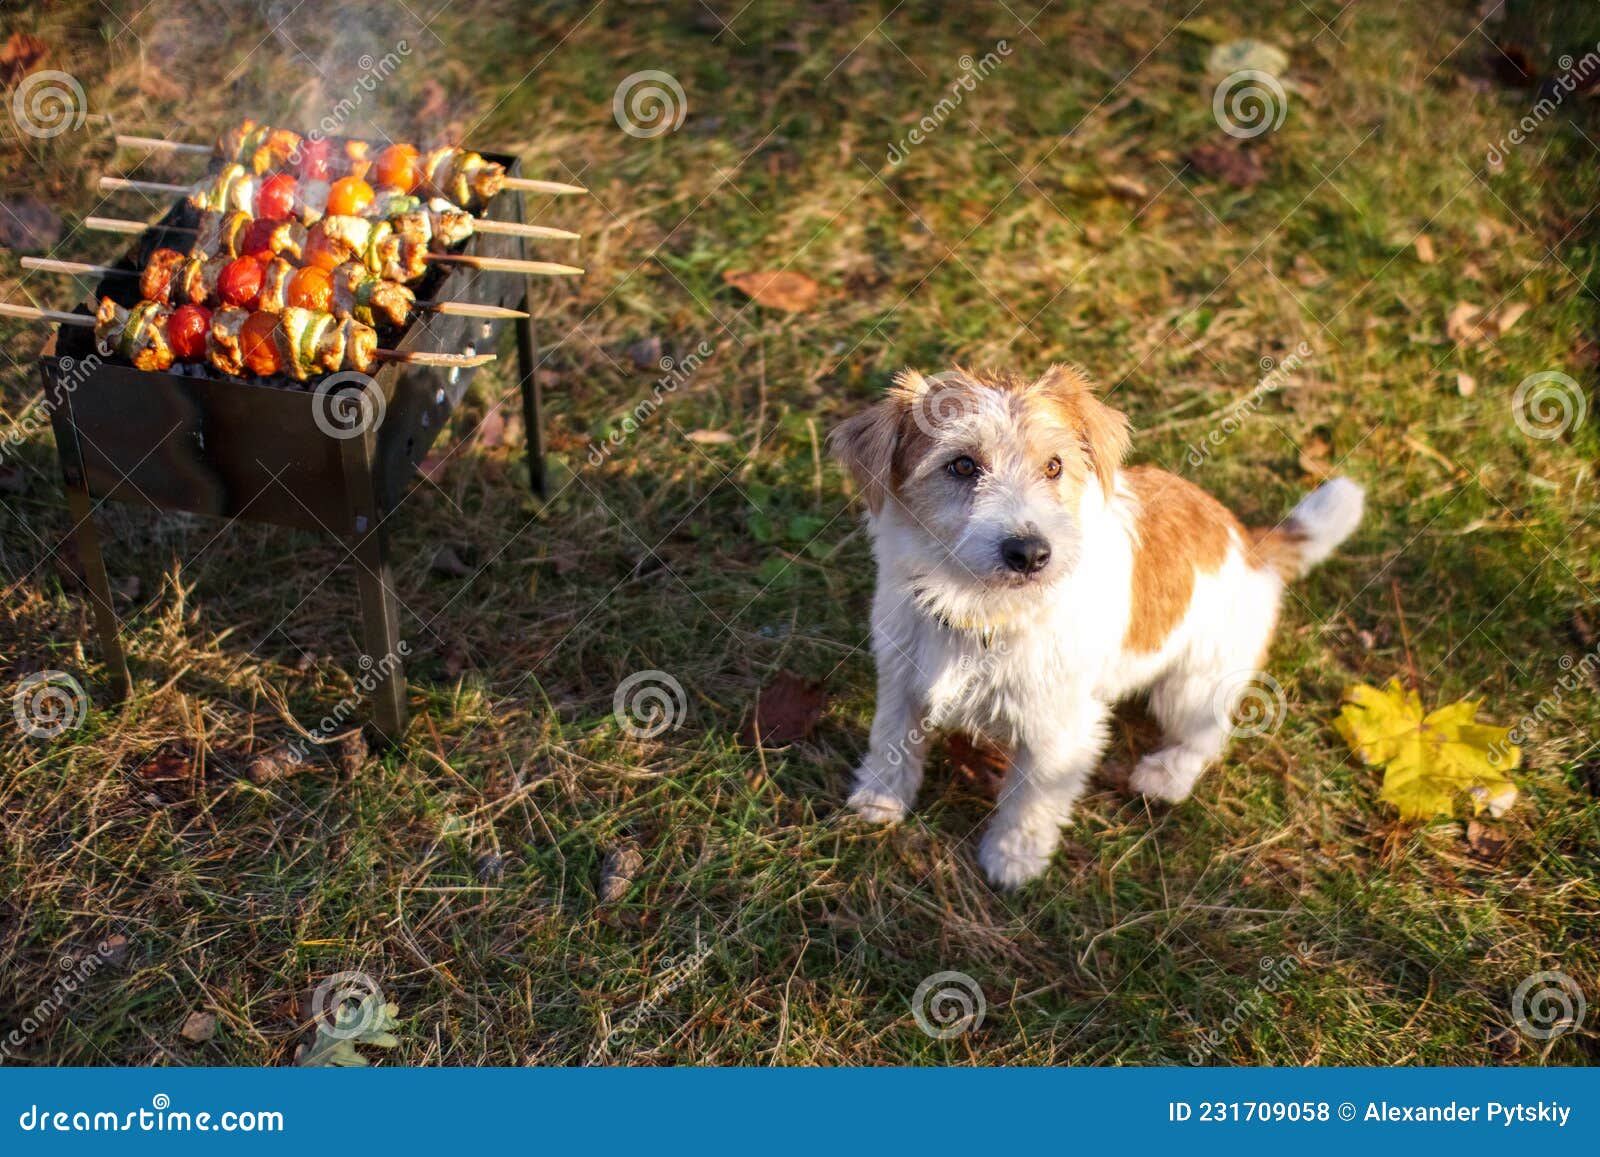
top-left (831, 365), bottom-right (1363, 888)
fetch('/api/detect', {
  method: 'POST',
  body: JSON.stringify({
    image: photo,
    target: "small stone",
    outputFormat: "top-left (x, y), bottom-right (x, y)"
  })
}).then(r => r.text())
top-left (180, 1011), bottom-right (216, 1042)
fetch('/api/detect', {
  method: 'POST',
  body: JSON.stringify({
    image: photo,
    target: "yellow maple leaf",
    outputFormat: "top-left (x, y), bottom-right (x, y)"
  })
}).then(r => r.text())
top-left (1333, 679), bottom-right (1521, 821)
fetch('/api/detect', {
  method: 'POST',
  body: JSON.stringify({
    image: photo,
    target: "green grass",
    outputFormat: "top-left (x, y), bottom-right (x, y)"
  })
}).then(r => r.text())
top-left (1, 0), bottom-right (1597, 1065)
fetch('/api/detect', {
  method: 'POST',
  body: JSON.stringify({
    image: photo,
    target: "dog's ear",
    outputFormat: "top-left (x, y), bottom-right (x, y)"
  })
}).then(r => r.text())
top-left (1036, 364), bottom-right (1129, 496)
top-left (830, 371), bottom-right (928, 514)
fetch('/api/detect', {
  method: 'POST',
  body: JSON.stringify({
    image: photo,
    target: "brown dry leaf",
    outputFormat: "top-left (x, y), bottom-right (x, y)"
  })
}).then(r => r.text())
top-left (1186, 142), bottom-right (1266, 188)
top-left (0, 32), bottom-right (48, 84)
top-left (1465, 820), bottom-right (1507, 862)
top-left (180, 1011), bottom-right (217, 1043)
top-left (1298, 430), bottom-right (1334, 477)
top-left (134, 746), bottom-right (196, 783)
top-left (740, 671), bottom-right (827, 747)
top-left (599, 841), bottom-right (643, 903)
top-left (685, 429), bottom-right (736, 445)
top-left (946, 732), bottom-right (1008, 798)
top-left (1447, 301), bottom-right (1530, 346)
top-left (1104, 174), bottom-right (1150, 201)
top-left (1414, 234), bottom-right (1436, 264)
top-left (722, 270), bottom-right (821, 312)
top-left (1456, 372), bottom-right (1477, 397)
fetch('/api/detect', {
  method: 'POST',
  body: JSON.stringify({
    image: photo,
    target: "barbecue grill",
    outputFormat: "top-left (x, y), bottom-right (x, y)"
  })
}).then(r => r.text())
top-left (32, 148), bottom-right (565, 743)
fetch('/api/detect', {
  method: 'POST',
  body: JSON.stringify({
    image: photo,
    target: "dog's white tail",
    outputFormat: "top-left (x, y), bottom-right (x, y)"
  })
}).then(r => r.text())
top-left (1253, 477), bottom-right (1365, 579)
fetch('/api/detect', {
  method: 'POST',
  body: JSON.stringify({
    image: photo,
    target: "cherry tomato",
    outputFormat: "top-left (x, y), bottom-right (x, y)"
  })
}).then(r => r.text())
top-left (297, 137), bottom-right (332, 182)
top-left (374, 144), bottom-right (420, 193)
top-left (168, 304), bottom-right (212, 362)
top-left (240, 311), bottom-right (282, 376)
top-left (301, 226), bottom-right (344, 272)
top-left (217, 256), bottom-right (265, 309)
top-left (285, 266), bottom-right (333, 312)
top-left (256, 173), bottom-right (298, 221)
top-left (239, 218), bottom-right (285, 261)
top-left (326, 176), bottom-right (374, 217)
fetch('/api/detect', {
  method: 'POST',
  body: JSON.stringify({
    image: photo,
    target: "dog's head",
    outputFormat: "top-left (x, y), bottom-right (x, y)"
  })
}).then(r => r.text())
top-left (830, 365), bottom-right (1129, 625)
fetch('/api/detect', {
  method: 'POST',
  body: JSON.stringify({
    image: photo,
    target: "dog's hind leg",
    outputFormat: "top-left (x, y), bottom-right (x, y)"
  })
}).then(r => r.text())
top-left (1127, 667), bottom-right (1234, 803)
top-left (978, 699), bottom-right (1110, 888)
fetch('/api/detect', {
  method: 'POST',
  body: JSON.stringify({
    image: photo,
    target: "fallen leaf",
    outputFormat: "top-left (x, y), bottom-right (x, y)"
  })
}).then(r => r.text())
top-left (599, 841), bottom-right (643, 903)
top-left (296, 989), bottom-right (400, 1067)
top-left (0, 31), bottom-right (48, 84)
top-left (946, 732), bottom-right (1008, 797)
top-left (685, 428), bottom-right (736, 445)
top-left (1456, 372), bottom-right (1477, 396)
top-left (626, 335), bottom-right (662, 370)
top-left (1185, 142), bottom-right (1266, 188)
top-left (1493, 301), bottom-right (1530, 336)
top-left (133, 745), bottom-right (196, 783)
top-left (1414, 234), bottom-right (1436, 264)
top-left (1334, 678), bottom-right (1521, 821)
top-left (1206, 39), bottom-right (1289, 80)
top-left (1104, 174), bottom-right (1150, 201)
top-left (0, 195), bottom-right (62, 252)
top-left (180, 1011), bottom-right (216, 1043)
top-left (722, 269), bottom-right (821, 312)
top-left (1297, 429), bottom-right (1333, 477)
top-left (741, 670), bottom-right (827, 747)
top-left (1465, 819), bottom-right (1508, 862)
top-left (1445, 301), bottom-right (1528, 346)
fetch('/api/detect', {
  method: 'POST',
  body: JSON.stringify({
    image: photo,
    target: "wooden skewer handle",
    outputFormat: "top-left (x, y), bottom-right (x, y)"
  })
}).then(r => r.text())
top-left (0, 302), bottom-right (93, 326)
top-left (116, 134), bottom-right (212, 155)
top-left (21, 257), bottom-right (133, 278)
top-left (374, 350), bottom-right (498, 367)
top-left (100, 176), bottom-right (191, 197)
top-left (420, 301), bottom-right (528, 319)
top-left (428, 254), bottom-right (583, 276)
top-left (473, 219), bottom-right (580, 241)
top-left (501, 176), bottom-right (588, 196)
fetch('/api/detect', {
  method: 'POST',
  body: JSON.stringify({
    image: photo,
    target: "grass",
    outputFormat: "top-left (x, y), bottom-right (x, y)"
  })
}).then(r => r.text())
top-left (1, 0), bottom-right (1598, 1066)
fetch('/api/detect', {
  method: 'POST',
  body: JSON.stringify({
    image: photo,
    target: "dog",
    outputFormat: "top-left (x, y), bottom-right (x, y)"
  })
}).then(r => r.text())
top-left (830, 365), bottom-right (1364, 888)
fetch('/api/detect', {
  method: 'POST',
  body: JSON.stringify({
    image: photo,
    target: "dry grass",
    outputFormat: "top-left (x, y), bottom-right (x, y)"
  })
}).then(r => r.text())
top-left (1, 0), bottom-right (1597, 1066)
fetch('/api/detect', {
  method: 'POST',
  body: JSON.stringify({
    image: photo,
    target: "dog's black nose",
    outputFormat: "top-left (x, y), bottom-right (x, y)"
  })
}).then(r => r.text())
top-left (1000, 534), bottom-right (1051, 574)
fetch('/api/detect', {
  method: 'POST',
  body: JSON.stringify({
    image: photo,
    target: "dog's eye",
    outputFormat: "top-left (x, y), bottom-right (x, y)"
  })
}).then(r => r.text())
top-left (1044, 455), bottom-right (1062, 480)
top-left (947, 456), bottom-right (979, 478)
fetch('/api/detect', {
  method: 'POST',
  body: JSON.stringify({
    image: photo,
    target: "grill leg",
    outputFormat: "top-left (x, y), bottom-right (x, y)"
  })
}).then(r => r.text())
top-left (63, 480), bottom-right (131, 703)
top-left (516, 299), bottom-right (546, 501)
top-left (339, 433), bottom-right (407, 744)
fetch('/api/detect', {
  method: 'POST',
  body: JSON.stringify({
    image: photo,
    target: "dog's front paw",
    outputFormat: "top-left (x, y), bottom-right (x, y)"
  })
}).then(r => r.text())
top-left (1128, 749), bottom-right (1202, 803)
top-left (847, 782), bottom-right (908, 824)
top-left (977, 824), bottom-right (1058, 889)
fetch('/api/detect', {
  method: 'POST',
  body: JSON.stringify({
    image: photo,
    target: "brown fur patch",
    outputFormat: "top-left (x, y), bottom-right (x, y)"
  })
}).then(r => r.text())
top-left (1029, 365), bottom-right (1131, 496)
top-left (1248, 525), bottom-right (1308, 581)
top-left (1122, 466), bottom-right (1243, 652)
